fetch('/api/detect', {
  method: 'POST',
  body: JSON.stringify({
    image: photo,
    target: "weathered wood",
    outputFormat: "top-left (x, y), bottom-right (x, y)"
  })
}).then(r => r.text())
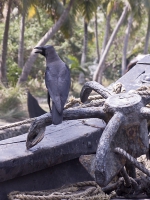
top-left (112, 59), bottom-right (150, 92)
top-left (0, 118), bottom-right (105, 182)
top-left (26, 107), bottom-right (107, 149)
top-left (0, 158), bottom-right (93, 200)
top-left (0, 124), bottom-right (29, 141)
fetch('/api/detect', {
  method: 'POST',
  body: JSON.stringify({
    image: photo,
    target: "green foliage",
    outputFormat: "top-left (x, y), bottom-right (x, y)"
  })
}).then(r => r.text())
top-left (67, 55), bottom-right (84, 74)
top-left (0, 86), bottom-right (27, 122)
top-left (1, 0), bottom-right (150, 90)
top-left (7, 63), bottom-right (22, 86)
top-left (74, 0), bottom-right (98, 22)
top-left (27, 78), bottom-right (47, 97)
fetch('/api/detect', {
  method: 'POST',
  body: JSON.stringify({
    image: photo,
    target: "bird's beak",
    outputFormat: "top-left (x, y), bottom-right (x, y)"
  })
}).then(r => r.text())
top-left (34, 46), bottom-right (43, 54)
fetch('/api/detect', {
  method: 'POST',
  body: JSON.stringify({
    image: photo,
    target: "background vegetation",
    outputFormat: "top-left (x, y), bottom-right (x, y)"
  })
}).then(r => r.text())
top-left (0, 0), bottom-right (150, 121)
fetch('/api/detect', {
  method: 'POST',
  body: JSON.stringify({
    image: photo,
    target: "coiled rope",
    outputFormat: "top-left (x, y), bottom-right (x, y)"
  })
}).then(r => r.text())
top-left (8, 181), bottom-right (114, 200)
top-left (114, 147), bottom-right (150, 177)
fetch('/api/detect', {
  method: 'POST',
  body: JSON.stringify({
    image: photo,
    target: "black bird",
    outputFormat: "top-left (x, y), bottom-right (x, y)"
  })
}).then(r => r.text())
top-left (34, 45), bottom-right (70, 125)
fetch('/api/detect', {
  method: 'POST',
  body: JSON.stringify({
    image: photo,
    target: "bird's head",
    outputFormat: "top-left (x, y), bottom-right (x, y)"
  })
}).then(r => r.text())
top-left (34, 45), bottom-right (54, 57)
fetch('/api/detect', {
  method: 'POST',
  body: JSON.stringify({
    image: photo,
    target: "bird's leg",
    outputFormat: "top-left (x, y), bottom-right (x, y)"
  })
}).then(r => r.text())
top-left (47, 91), bottom-right (52, 112)
top-left (80, 81), bottom-right (113, 103)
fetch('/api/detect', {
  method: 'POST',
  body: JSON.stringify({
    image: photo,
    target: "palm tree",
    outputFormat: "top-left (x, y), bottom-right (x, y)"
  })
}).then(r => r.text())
top-left (93, 2), bottom-right (129, 83)
top-left (94, 11), bottom-right (100, 62)
top-left (121, 14), bottom-right (133, 75)
top-left (0, 0), bottom-right (12, 86)
top-left (18, 0), bottom-right (42, 69)
top-left (18, 9), bottom-right (26, 69)
top-left (0, 0), bottom-right (38, 84)
top-left (17, 0), bottom-right (28, 69)
top-left (18, 0), bottom-right (75, 84)
top-left (143, 0), bottom-right (150, 54)
top-left (78, 0), bottom-right (98, 66)
top-left (74, 0), bottom-right (98, 84)
top-left (122, 0), bottom-right (145, 75)
top-left (80, 20), bottom-right (88, 67)
top-left (101, 0), bottom-right (113, 56)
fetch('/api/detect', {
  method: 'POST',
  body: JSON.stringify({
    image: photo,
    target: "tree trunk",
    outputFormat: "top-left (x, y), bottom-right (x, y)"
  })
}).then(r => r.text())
top-left (143, 10), bottom-right (150, 54)
top-left (121, 14), bottom-right (133, 75)
top-left (0, 0), bottom-right (12, 86)
top-left (94, 12), bottom-right (100, 62)
top-left (81, 21), bottom-right (88, 66)
top-left (18, 11), bottom-right (26, 68)
top-left (18, 0), bottom-right (75, 85)
top-left (101, 11), bottom-right (112, 56)
top-left (93, 5), bottom-right (128, 83)
top-left (79, 20), bottom-right (88, 85)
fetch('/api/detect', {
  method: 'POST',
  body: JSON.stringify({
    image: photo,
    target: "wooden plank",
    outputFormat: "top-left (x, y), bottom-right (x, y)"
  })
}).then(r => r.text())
top-left (0, 158), bottom-right (94, 200)
top-left (0, 118), bottom-right (105, 182)
top-left (109, 63), bottom-right (150, 92)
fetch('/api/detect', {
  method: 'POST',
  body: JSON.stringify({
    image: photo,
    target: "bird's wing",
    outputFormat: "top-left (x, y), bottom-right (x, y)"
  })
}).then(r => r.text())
top-left (45, 67), bottom-right (62, 114)
top-left (58, 64), bottom-right (70, 107)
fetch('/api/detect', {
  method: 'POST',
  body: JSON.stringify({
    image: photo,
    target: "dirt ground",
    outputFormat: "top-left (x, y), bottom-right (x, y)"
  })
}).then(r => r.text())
top-left (137, 154), bottom-right (150, 176)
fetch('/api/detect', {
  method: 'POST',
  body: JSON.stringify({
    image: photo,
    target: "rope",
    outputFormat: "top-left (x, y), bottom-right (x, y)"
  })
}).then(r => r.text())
top-left (129, 85), bottom-right (150, 97)
top-left (114, 147), bottom-right (150, 177)
top-left (0, 118), bottom-right (36, 130)
top-left (8, 181), bottom-right (114, 200)
top-left (64, 95), bottom-right (103, 109)
top-left (112, 82), bottom-right (126, 94)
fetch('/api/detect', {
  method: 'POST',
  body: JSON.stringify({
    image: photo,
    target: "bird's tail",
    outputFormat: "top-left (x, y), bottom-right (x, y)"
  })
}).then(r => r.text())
top-left (52, 102), bottom-right (63, 125)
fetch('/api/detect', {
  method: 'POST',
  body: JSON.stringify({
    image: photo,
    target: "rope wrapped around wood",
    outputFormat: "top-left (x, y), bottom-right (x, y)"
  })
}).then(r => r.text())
top-left (8, 181), bottom-right (115, 200)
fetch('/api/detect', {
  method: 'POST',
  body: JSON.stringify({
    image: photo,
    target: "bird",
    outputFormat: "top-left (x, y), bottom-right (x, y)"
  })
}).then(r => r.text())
top-left (34, 45), bottom-right (70, 125)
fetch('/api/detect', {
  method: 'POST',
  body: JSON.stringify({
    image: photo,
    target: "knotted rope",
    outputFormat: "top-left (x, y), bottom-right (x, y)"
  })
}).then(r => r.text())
top-left (8, 181), bottom-right (114, 200)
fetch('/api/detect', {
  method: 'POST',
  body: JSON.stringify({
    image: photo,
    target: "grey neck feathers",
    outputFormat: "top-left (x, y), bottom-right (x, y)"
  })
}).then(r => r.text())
top-left (45, 48), bottom-right (60, 63)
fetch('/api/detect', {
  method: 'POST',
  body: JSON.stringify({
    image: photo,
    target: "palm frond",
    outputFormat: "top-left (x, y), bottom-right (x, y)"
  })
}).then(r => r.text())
top-left (74, 0), bottom-right (98, 22)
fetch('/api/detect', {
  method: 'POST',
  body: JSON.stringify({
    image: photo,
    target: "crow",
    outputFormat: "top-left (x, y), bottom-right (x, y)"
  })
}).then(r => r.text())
top-left (34, 45), bottom-right (70, 125)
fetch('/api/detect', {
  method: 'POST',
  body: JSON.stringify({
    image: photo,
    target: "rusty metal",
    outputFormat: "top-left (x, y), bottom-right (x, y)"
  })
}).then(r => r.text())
top-left (80, 87), bottom-right (150, 187)
top-left (120, 168), bottom-right (131, 187)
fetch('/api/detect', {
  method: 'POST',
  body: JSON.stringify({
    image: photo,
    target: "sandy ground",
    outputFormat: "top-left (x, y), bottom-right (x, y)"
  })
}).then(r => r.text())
top-left (137, 154), bottom-right (150, 175)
